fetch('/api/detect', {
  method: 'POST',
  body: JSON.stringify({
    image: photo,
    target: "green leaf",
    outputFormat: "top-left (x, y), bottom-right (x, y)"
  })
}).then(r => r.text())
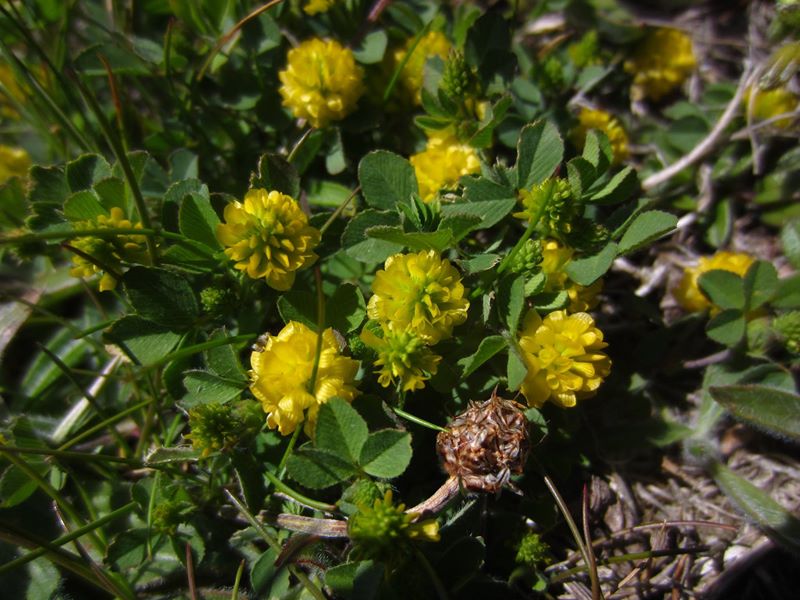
top-left (358, 151), bottom-right (418, 210)
top-left (179, 192), bottom-right (221, 249)
top-left (204, 328), bottom-right (247, 382)
top-left (708, 459), bottom-right (800, 552)
top-left (698, 270), bottom-right (745, 310)
top-left (359, 430), bottom-right (413, 478)
top-left (169, 148), bottom-right (199, 181)
top-left (532, 290), bottom-right (570, 311)
top-left (277, 290), bottom-right (317, 330)
top-left (704, 198), bottom-right (733, 248)
top-left (439, 213), bottom-right (482, 243)
top-left (780, 221), bottom-right (800, 269)
top-left (342, 209), bottom-right (404, 263)
top-left (460, 253), bottom-right (501, 274)
top-left (461, 175), bottom-right (516, 203)
top-left (26, 165), bottom-right (69, 229)
top-left (315, 398), bottom-right (369, 464)
top-left (93, 177), bottom-right (126, 213)
top-left (582, 129), bottom-right (613, 171)
top-left (440, 198), bottom-right (517, 230)
top-left (773, 274), bottom-right (800, 309)
top-left (104, 316), bottom-right (182, 365)
top-left (516, 120), bottom-right (563, 190)
top-left (62, 190), bottom-right (107, 221)
top-left (506, 346), bottom-right (528, 391)
top-left (353, 30), bottom-right (387, 64)
top-left (325, 560), bottom-right (383, 599)
top-left (566, 157), bottom-right (596, 198)
top-left (616, 210), bottom-right (677, 255)
top-left (710, 384), bottom-right (800, 443)
top-left (124, 267), bottom-right (199, 330)
top-left (743, 261), bottom-right (778, 310)
top-left (459, 335), bottom-right (507, 377)
top-left (285, 447), bottom-right (356, 489)
top-left (326, 284), bottom-right (366, 334)
top-left (524, 272), bottom-right (546, 296)
top-left (250, 153), bottom-right (300, 198)
top-left (366, 226), bottom-right (453, 252)
top-left (250, 548), bottom-right (281, 596)
top-left (565, 242), bottom-right (618, 285)
top-left (66, 154), bottom-right (112, 192)
top-left (706, 308), bottom-right (746, 346)
top-left (181, 370), bottom-right (244, 407)
top-left (144, 446), bottom-right (201, 465)
top-left (589, 166), bottom-right (639, 205)
top-left (497, 275), bottom-right (525, 332)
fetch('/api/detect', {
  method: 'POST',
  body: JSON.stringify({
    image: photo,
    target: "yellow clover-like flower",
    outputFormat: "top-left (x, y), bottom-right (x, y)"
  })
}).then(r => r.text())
top-left (624, 28), bottom-right (696, 102)
top-left (395, 31), bottom-right (451, 105)
top-left (278, 38), bottom-right (364, 129)
top-left (68, 207), bottom-right (147, 292)
top-left (249, 321), bottom-right (360, 436)
top-left (216, 189), bottom-right (320, 291)
top-left (367, 250), bottom-right (469, 344)
top-left (744, 86), bottom-right (798, 130)
top-left (303, 0), bottom-right (335, 15)
top-left (518, 309), bottom-right (611, 409)
top-left (0, 144), bottom-right (31, 184)
top-left (540, 239), bottom-right (602, 313)
top-left (674, 251), bottom-right (756, 313)
top-left (574, 108), bottom-right (629, 164)
top-left (410, 133), bottom-right (481, 202)
top-left (360, 324), bottom-right (441, 392)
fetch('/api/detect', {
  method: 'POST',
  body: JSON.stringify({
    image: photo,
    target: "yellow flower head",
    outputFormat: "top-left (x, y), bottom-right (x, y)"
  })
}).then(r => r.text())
top-left (368, 250), bottom-right (469, 344)
top-left (540, 239), bottom-right (602, 313)
top-left (278, 38), bottom-right (364, 129)
top-left (409, 133), bottom-right (481, 202)
top-left (574, 108), bottom-right (629, 164)
top-left (674, 251), bottom-right (756, 313)
top-left (303, 0), bottom-right (335, 15)
top-left (395, 31), bottom-right (451, 105)
top-left (216, 189), bottom-right (320, 291)
top-left (624, 28), bottom-right (696, 102)
top-left (518, 309), bottom-right (611, 409)
top-left (744, 86), bottom-right (798, 129)
top-left (360, 324), bottom-right (441, 391)
top-left (249, 321), bottom-right (360, 436)
top-left (68, 207), bottom-right (147, 292)
top-left (0, 144), bottom-right (31, 184)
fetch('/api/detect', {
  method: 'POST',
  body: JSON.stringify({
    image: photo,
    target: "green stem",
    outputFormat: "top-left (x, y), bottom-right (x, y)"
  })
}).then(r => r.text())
top-left (383, 21), bottom-right (432, 102)
top-left (224, 489), bottom-right (328, 600)
top-left (58, 398), bottom-right (153, 451)
top-left (142, 334), bottom-right (256, 371)
top-left (276, 426), bottom-right (301, 480)
top-left (263, 471), bottom-right (337, 512)
top-left (414, 548), bottom-right (450, 600)
top-left (287, 127), bottom-right (313, 164)
top-left (0, 502), bottom-right (135, 576)
top-left (393, 408), bottom-right (447, 432)
top-left (319, 186), bottom-right (361, 237)
top-left (307, 267), bottom-right (326, 393)
top-left (231, 560), bottom-right (246, 600)
top-left (0, 449), bottom-right (104, 553)
top-left (496, 179), bottom-right (556, 276)
top-left (0, 445), bottom-right (142, 467)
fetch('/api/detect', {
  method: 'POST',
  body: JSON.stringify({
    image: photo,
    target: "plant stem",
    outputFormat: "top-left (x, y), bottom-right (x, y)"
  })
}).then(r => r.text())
top-left (276, 426), bottom-right (301, 480)
top-left (58, 397), bottom-right (153, 451)
top-left (264, 471), bottom-right (337, 512)
top-left (394, 407), bottom-right (447, 432)
top-left (142, 334), bottom-right (256, 371)
top-left (0, 445), bottom-right (142, 467)
top-left (319, 185), bottom-right (361, 236)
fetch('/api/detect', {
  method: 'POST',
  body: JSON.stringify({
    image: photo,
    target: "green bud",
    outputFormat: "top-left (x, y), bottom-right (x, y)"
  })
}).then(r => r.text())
top-left (185, 400), bottom-right (263, 457)
top-left (200, 286), bottom-right (234, 315)
top-left (508, 239), bottom-right (543, 275)
top-left (515, 178), bottom-right (580, 240)
top-left (567, 30), bottom-right (600, 68)
top-left (152, 499), bottom-right (190, 537)
top-left (515, 532), bottom-right (551, 568)
top-left (441, 50), bottom-right (478, 99)
top-left (773, 311), bottom-right (800, 354)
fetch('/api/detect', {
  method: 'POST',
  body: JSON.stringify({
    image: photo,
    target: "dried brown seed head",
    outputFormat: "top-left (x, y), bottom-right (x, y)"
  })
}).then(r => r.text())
top-left (436, 390), bottom-right (530, 493)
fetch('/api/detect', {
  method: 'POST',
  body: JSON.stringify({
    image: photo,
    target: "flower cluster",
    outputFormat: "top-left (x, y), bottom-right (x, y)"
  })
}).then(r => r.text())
top-left (68, 207), bottom-right (148, 292)
top-left (410, 133), bottom-right (481, 202)
top-left (216, 189), bottom-right (320, 291)
top-left (360, 326), bottom-right (441, 392)
top-left (368, 250), bottom-right (469, 344)
top-left (184, 401), bottom-right (263, 457)
top-left (517, 309), bottom-right (611, 409)
top-left (363, 250), bottom-right (469, 392)
top-left (0, 145), bottom-right (31, 184)
top-left (574, 108), bottom-right (629, 164)
top-left (278, 38), bottom-right (364, 129)
top-left (624, 28), bottom-right (696, 102)
top-left (249, 321), bottom-right (359, 436)
top-left (394, 31), bottom-right (451, 105)
top-left (745, 86), bottom-right (798, 129)
top-left (515, 177), bottom-right (578, 238)
top-left (348, 490), bottom-right (439, 561)
top-left (673, 251), bottom-right (755, 313)
top-left (540, 239), bottom-right (602, 313)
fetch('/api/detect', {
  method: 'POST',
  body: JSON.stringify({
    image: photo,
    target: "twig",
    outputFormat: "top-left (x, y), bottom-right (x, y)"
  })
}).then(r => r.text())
top-left (642, 67), bottom-right (756, 193)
